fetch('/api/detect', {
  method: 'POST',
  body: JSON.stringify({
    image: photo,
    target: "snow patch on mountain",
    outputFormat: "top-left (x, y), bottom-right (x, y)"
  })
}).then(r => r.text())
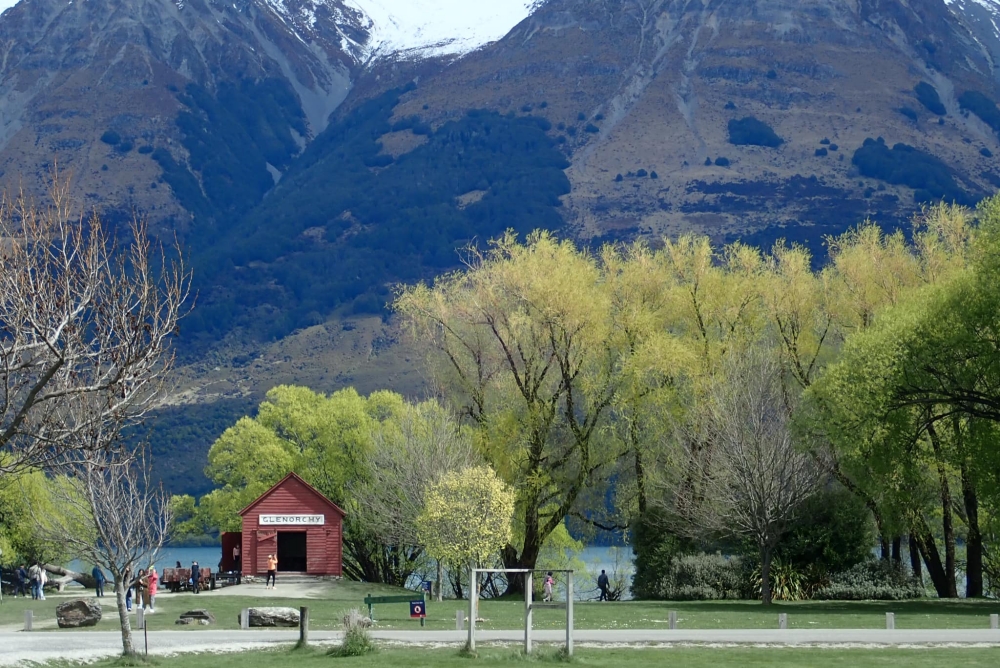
top-left (345, 0), bottom-right (538, 58)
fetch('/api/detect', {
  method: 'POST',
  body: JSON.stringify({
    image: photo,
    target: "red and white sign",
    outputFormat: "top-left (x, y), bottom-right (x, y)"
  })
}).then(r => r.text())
top-left (259, 514), bottom-right (325, 525)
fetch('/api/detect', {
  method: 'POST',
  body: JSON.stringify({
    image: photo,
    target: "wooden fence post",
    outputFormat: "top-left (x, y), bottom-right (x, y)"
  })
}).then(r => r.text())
top-left (299, 607), bottom-right (309, 645)
top-left (669, 611), bottom-right (677, 630)
top-left (886, 612), bottom-right (895, 630)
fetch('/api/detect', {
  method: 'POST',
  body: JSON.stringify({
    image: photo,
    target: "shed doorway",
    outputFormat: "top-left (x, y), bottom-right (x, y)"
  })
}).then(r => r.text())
top-left (277, 531), bottom-right (307, 572)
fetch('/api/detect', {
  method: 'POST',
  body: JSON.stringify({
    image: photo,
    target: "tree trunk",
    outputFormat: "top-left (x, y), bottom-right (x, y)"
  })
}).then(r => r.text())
top-left (436, 560), bottom-right (443, 602)
top-left (891, 537), bottom-right (902, 566)
top-left (913, 518), bottom-right (949, 598)
top-left (114, 579), bottom-right (136, 656)
top-left (634, 445), bottom-right (647, 516)
top-left (927, 424), bottom-right (958, 597)
top-left (501, 515), bottom-right (544, 595)
top-left (909, 535), bottom-right (923, 586)
top-left (962, 464), bottom-right (983, 598)
top-left (879, 536), bottom-right (890, 561)
top-left (760, 545), bottom-right (773, 606)
top-left (43, 564), bottom-right (96, 589)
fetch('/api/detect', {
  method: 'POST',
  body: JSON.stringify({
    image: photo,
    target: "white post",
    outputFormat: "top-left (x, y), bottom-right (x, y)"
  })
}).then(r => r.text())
top-left (991, 613), bottom-right (999, 630)
top-left (886, 612), bottom-right (895, 630)
top-left (136, 608), bottom-right (145, 630)
top-left (467, 568), bottom-right (477, 652)
top-left (241, 608), bottom-right (249, 629)
top-left (456, 609), bottom-right (464, 631)
top-left (524, 571), bottom-right (533, 655)
top-left (566, 571), bottom-right (574, 657)
top-left (23, 610), bottom-right (32, 632)
top-left (778, 613), bottom-right (787, 630)
top-left (669, 611), bottom-right (677, 630)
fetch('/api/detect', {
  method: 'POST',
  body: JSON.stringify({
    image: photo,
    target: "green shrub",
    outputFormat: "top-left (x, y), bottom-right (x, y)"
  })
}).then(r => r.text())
top-left (813, 560), bottom-right (924, 600)
top-left (714, 156), bottom-right (730, 167)
top-left (898, 107), bottom-right (918, 122)
top-left (914, 82), bottom-right (946, 115)
top-left (751, 561), bottom-right (804, 601)
top-left (653, 553), bottom-right (748, 601)
top-left (851, 137), bottom-right (968, 204)
top-left (815, 148), bottom-right (828, 157)
top-left (728, 117), bottom-right (783, 147)
top-left (777, 485), bottom-right (875, 575)
top-left (100, 130), bottom-right (121, 146)
top-left (328, 609), bottom-right (377, 657)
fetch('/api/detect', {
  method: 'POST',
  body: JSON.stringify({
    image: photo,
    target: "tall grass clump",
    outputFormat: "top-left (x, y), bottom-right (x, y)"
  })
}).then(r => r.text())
top-left (328, 608), bottom-right (377, 657)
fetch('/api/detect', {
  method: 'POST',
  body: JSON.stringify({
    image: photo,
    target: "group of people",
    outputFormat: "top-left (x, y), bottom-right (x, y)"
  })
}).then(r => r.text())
top-left (12, 563), bottom-right (47, 599)
top-left (88, 564), bottom-right (159, 612)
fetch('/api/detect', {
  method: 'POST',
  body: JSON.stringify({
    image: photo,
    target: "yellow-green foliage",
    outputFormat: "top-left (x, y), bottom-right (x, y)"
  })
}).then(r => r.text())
top-left (0, 468), bottom-right (74, 564)
top-left (417, 466), bottom-right (515, 567)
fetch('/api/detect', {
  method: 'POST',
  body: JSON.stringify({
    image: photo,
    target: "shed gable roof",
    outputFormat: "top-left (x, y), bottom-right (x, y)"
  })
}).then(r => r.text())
top-left (238, 471), bottom-right (346, 518)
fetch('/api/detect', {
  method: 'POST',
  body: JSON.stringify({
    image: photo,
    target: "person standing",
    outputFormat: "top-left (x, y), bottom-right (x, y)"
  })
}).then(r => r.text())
top-left (15, 564), bottom-right (27, 598)
top-left (92, 565), bottom-right (106, 597)
top-left (266, 554), bottom-right (277, 589)
top-left (543, 572), bottom-right (554, 602)
top-left (597, 569), bottom-right (610, 602)
top-left (27, 563), bottom-right (40, 600)
top-left (233, 543), bottom-right (241, 571)
top-left (135, 569), bottom-right (148, 609)
top-left (36, 563), bottom-right (47, 600)
top-left (124, 567), bottom-right (133, 611)
top-left (191, 561), bottom-right (201, 594)
top-left (146, 567), bottom-right (158, 612)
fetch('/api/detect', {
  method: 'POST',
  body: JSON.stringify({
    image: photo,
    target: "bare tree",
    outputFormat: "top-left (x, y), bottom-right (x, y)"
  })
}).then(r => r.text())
top-left (40, 440), bottom-right (170, 656)
top-left (663, 347), bottom-right (821, 604)
top-left (351, 400), bottom-right (480, 600)
top-left (0, 177), bottom-right (190, 474)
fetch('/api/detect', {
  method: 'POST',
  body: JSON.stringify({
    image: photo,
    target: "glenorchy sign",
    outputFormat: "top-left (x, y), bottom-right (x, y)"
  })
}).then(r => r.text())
top-left (259, 514), bottom-right (325, 525)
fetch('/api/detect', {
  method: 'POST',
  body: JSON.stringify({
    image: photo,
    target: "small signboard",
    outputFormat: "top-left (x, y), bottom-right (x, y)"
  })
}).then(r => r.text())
top-left (259, 514), bottom-right (324, 525)
top-left (410, 600), bottom-right (426, 618)
top-left (420, 580), bottom-right (433, 593)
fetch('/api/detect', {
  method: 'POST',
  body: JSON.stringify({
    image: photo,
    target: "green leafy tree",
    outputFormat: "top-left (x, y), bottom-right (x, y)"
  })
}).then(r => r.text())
top-left (417, 466), bottom-right (515, 580)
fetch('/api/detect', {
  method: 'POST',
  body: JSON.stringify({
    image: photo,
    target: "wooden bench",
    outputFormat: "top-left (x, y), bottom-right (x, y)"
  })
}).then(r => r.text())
top-left (363, 593), bottom-right (426, 626)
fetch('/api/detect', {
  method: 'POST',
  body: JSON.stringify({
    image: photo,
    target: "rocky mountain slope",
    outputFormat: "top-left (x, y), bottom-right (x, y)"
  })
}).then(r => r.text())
top-left (5, 0), bottom-right (1000, 494)
top-left (380, 0), bottom-right (1000, 249)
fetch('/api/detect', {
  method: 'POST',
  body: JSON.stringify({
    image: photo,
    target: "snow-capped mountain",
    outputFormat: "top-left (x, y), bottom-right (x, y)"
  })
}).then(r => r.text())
top-left (947, 0), bottom-right (1000, 75)
top-left (344, 0), bottom-right (538, 59)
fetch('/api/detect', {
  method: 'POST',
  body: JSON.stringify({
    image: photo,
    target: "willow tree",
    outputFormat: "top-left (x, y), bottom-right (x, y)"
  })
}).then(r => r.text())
top-left (396, 232), bottom-right (631, 588)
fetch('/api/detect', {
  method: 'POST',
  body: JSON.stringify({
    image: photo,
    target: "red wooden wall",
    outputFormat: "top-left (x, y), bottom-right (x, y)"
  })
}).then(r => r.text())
top-left (239, 474), bottom-right (344, 576)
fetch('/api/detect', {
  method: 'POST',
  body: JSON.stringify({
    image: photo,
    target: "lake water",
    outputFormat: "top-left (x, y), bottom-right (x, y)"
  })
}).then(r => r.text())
top-left (73, 545), bottom-right (633, 599)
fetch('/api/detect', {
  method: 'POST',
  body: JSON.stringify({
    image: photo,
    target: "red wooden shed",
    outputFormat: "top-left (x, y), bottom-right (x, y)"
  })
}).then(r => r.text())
top-left (238, 472), bottom-right (345, 576)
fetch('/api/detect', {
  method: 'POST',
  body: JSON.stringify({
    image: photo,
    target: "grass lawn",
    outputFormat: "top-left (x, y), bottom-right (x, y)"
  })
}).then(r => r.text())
top-left (64, 646), bottom-right (1000, 668)
top-left (6, 581), bottom-right (1000, 632)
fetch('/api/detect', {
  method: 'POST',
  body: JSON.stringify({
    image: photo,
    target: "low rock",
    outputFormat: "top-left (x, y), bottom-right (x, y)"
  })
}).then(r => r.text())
top-left (179, 609), bottom-right (216, 624)
top-left (56, 598), bottom-right (102, 628)
top-left (248, 606), bottom-right (300, 627)
top-left (176, 618), bottom-right (194, 625)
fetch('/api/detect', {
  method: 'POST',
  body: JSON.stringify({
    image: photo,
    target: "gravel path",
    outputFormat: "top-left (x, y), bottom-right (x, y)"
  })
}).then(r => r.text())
top-left (5, 628), bottom-right (1000, 665)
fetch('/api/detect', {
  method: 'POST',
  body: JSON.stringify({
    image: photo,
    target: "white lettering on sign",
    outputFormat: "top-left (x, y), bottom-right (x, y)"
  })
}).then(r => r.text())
top-left (259, 514), bottom-right (325, 526)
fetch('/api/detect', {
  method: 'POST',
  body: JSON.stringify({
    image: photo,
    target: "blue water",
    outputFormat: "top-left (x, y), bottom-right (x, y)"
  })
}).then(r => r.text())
top-left (70, 546), bottom-right (223, 583)
top-left (73, 545), bottom-right (633, 598)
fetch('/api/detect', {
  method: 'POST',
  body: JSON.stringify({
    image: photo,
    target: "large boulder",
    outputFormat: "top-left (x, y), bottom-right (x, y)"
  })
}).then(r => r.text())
top-left (247, 606), bottom-right (299, 627)
top-left (56, 598), bottom-right (102, 628)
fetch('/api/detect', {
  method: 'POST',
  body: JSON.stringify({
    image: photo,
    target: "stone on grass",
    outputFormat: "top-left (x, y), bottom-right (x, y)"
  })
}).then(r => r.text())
top-left (56, 598), bottom-right (103, 628)
top-left (179, 609), bottom-right (216, 624)
top-left (248, 606), bottom-right (300, 627)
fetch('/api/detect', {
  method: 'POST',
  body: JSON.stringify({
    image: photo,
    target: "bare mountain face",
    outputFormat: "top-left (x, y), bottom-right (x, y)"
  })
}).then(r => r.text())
top-left (383, 0), bottom-right (1000, 249)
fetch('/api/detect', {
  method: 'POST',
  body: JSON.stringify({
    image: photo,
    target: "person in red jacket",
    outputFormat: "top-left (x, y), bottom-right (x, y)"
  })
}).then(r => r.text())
top-left (146, 567), bottom-right (159, 612)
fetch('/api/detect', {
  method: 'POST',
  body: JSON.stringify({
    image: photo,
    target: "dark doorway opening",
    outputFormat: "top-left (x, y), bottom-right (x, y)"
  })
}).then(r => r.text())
top-left (277, 531), bottom-right (307, 572)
